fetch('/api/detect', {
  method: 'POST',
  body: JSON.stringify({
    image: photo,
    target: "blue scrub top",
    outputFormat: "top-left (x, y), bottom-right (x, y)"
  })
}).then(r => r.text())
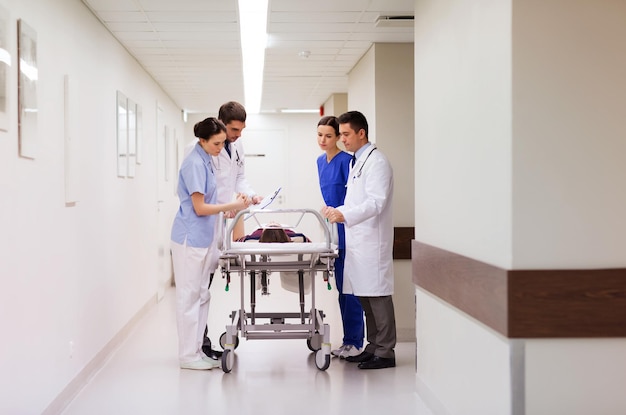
top-left (317, 151), bottom-right (351, 249)
top-left (171, 144), bottom-right (217, 248)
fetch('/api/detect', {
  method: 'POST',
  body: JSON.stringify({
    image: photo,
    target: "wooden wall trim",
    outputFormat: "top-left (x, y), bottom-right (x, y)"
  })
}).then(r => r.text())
top-left (412, 241), bottom-right (626, 338)
top-left (508, 269), bottom-right (626, 337)
top-left (412, 241), bottom-right (508, 335)
top-left (393, 227), bottom-right (414, 259)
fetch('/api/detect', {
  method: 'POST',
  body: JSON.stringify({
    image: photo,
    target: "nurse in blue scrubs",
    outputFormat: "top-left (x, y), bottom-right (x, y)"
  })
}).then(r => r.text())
top-left (316, 115), bottom-right (365, 358)
top-left (171, 117), bottom-right (249, 370)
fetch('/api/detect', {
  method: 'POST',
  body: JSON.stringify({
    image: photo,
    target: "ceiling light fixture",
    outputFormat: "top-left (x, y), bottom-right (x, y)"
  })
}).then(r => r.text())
top-left (374, 15), bottom-right (414, 28)
top-left (238, 0), bottom-right (268, 114)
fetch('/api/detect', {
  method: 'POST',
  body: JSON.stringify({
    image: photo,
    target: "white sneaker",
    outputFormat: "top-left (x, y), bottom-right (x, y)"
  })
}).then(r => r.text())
top-left (180, 358), bottom-right (220, 370)
top-left (331, 344), bottom-right (347, 357)
top-left (201, 354), bottom-right (222, 368)
top-left (332, 344), bottom-right (361, 358)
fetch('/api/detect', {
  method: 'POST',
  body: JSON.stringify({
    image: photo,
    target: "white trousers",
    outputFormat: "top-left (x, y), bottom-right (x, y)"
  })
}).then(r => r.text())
top-left (171, 240), bottom-right (214, 363)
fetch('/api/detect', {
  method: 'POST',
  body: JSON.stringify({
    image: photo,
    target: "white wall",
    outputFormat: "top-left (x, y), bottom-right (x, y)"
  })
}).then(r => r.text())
top-left (322, 93), bottom-right (348, 117)
top-left (414, 0), bottom-right (513, 269)
top-left (374, 43), bottom-right (415, 228)
top-left (412, 0), bottom-right (514, 413)
top-left (413, 0), bottom-right (626, 414)
top-left (347, 46), bottom-right (377, 141)
top-left (415, 290), bottom-right (514, 415)
top-left (511, 0), bottom-right (626, 269)
top-left (524, 338), bottom-right (626, 415)
top-left (512, 2), bottom-right (626, 413)
top-left (0, 1), bottom-right (182, 413)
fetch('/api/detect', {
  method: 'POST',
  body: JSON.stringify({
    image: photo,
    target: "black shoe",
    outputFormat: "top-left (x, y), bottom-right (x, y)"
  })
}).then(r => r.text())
top-left (345, 351), bottom-right (374, 363)
top-left (358, 356), bottom-right (396, 369)
top-left (202, 345), bottom-right (223, 359)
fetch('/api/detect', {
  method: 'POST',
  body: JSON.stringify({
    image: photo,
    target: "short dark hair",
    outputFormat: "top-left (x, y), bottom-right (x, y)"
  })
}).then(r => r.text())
top-left (218, 101), bottom-right (247, 125)
top-left (317, 115), bottom-right (340, 136)
top-left (337, 111), bottom-right (368, 138)
top-left (194, 117), bottom-right (226, 140)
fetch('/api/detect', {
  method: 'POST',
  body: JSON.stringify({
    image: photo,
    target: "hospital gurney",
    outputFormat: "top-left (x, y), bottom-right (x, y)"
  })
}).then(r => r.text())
top-left (217, 208), bottom-right (338, 373)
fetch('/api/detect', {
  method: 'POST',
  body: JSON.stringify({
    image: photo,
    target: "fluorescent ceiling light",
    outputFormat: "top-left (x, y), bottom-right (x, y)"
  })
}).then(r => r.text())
top-left (238, 0), bottom-right (268, 114)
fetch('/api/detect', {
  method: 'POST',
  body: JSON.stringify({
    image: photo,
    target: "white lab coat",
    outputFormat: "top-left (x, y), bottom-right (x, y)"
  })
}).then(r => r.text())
top-left (337, 144), bottom-right (394, 297)
top-left (211, 139), bottom-right (257, 273)
top-left (211, 139), bottom-right (256, 204)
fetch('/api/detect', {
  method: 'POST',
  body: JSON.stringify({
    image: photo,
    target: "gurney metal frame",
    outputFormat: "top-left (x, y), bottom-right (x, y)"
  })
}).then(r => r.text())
top-left (217, 208), bottom-right (337, 373)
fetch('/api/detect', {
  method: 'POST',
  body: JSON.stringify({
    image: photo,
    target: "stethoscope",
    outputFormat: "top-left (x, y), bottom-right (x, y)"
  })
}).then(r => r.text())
top-left (351, 145), bottom-right (377, 181)
top-left (210, 147), bottom-right (243, 170)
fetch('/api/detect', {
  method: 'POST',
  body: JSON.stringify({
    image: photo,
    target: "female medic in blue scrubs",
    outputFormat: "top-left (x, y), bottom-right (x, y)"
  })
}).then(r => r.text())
top-left (316, 115), bottom-right (365, 358)
top-left (171, 117), bottom-right (249, 370)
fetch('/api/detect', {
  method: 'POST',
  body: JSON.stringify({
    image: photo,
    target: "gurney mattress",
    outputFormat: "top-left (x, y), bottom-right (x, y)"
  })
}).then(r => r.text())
top-left (224, 242), bottom-right (334, 255)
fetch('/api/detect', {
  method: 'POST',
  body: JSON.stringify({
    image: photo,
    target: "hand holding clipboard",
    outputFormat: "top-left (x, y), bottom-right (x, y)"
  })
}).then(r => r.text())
top-left (256, 187), bottom-right (281, 210)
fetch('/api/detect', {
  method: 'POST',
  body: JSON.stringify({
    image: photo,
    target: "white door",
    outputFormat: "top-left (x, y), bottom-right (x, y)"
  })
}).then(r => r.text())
top-left (238, 129), bottom-right (288, 233)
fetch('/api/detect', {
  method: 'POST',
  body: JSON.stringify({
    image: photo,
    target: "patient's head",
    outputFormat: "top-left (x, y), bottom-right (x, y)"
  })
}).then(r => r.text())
top-left (259, 227), bottom-right (291, 243)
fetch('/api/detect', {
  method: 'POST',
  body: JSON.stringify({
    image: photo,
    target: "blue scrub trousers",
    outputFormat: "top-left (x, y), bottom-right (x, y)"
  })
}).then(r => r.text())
top-left (335, 248), bottom-right (364, 348)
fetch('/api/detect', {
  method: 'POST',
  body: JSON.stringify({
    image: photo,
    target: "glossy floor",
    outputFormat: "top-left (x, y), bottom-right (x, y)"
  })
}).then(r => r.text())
top-left (61, 286), bottom-right (433, 415)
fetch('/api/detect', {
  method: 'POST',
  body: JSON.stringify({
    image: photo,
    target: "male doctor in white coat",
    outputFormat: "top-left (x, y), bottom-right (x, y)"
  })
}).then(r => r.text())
top-left (322, 110), bottom-right (396, 370)
top-left (184, 101), bottom-right (261, 359)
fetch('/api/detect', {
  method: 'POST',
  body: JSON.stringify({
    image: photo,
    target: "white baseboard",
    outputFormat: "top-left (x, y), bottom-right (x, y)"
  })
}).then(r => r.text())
top-left (41, 294), bottom-right (157, 415)
top-left (415, 374), bottom-right (452, 415)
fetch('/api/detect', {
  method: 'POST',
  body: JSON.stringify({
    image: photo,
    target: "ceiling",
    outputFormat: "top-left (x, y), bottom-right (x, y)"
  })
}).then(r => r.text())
top-left (81, 0), bottom-right (414, 114)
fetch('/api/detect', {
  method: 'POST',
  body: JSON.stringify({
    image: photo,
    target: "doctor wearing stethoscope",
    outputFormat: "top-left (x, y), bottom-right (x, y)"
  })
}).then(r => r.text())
top-left (210, 124), bottom-right (261, 212)
top-left (322, 110), bottom-right (397, 370)
top-left (184, 102), bottom-right (261, 213)
top-left (205, 101), bottom-right (262, 359)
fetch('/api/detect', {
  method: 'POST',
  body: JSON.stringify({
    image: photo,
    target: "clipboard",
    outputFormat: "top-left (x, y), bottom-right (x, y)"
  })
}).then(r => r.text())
top-left (256, 187), bottom-right (281, 209)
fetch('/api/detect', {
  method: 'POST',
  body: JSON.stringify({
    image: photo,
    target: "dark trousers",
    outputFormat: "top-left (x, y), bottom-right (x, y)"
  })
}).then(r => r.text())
top-left (359, 295), bottom-right (396, 359)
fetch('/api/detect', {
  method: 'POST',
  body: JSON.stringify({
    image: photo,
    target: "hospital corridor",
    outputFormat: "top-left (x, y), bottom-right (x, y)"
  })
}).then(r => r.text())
top-left (2, 1), bottom-right (626, 414)
top-left (59, 285), bottom-right (432, 415)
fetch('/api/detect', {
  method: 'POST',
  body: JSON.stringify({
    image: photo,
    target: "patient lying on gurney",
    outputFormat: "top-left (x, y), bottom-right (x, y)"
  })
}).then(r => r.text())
top-left (235, 223), bottom-right (310, 243)
top-left (234, 223), bottom-right (312, 294)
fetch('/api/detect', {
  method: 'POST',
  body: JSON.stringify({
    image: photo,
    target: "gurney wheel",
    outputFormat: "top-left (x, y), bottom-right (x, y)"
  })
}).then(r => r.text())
top-left (306, 333), bottom-right (322, 352)
top-left (219, 332), bottom-right (239, 350)
top-left (315, 349), bottom-right (331, 371)
top-left (221, 349), bottom-right (234, 373)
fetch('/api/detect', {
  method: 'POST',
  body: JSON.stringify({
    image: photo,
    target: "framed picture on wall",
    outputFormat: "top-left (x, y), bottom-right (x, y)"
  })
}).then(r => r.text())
top-left (164, 125), bottom-right (170, 182)
top-left (116, 90), bottom-right (128, 177)
top-left (17, 19), bottom-right (38, 158)
top-left (64, 75), bottom-right (80, 204)
top-left (135, 103), bottom-right (142, 164)
top-left (172, 128), bottom-right (178, 196)
top-left (0, 6), bottom-right (10, 132)
top-left (127, 98), bottom-right (136, 177)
